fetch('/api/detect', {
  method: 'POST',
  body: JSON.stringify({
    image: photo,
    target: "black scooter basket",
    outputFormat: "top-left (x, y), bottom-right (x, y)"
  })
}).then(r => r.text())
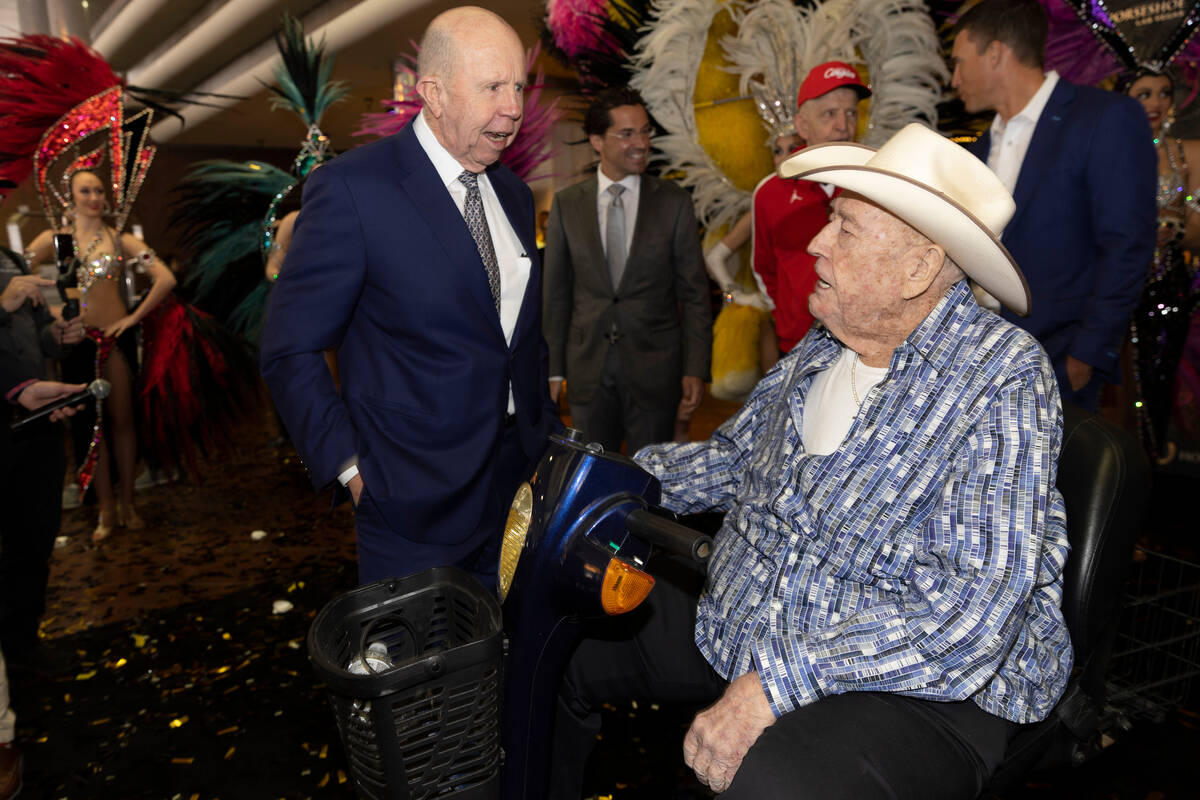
top-left (308, 567), bottom-right (502, 800)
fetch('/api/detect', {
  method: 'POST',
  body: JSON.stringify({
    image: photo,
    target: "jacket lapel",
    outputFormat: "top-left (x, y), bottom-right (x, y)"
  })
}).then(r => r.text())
top-left (567, 177), bottom-right (608, 292)
top-left (1008, 81), bottom-right (1074, 232)
top-left (488, 165), bottom-right (540, 347)
top-left (619, 176), bottom-right (656, 294)
top-left (392, 125), bottom-right (505, 338)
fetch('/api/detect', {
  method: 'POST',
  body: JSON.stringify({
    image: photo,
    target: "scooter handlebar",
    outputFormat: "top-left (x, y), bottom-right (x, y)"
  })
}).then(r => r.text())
top-left (624, 508), bottom-right (713, 565)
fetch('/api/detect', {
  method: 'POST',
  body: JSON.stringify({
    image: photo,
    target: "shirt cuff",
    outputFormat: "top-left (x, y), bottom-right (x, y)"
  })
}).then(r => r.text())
top-left (752, 629), bottom-right (822, 717)
top-left (336, 464), bottom-right (360, 486)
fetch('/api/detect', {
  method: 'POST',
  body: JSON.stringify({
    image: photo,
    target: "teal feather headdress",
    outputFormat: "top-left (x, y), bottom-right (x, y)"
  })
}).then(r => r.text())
top-left (171, 13), bottom-right (349, 341)
top-left (169, 160), bottom-right (295, 338)
top-left (266, 12), bottom-right (347, 177)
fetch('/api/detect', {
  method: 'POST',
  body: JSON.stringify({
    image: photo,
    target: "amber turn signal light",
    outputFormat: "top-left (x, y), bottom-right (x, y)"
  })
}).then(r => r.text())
top-left (600, 558), bottom-right (655, 615)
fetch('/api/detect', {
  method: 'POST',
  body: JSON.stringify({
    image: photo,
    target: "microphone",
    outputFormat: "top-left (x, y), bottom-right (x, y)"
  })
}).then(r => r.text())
top-left (10, 379), bottom-right (110, 434)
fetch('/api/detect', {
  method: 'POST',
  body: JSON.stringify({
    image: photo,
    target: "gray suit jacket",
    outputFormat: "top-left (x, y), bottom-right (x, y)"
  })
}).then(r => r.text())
top-left (543, 173), bottom-right (711, 409)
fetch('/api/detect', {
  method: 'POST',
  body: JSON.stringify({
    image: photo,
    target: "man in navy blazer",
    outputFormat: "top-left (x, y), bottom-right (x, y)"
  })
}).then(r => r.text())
top-left (952, 0), bottom-right (1156, 409)
top-left (261, 6), bottom-right (557, 589)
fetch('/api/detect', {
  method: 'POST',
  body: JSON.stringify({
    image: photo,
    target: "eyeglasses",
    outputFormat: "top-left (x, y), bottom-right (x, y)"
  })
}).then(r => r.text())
top-left (606, 126), bottom-right (654, 142)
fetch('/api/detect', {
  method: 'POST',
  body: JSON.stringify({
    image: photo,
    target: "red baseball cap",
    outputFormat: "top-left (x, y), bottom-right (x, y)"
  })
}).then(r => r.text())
top-left (796, 61), bottom-right (871, 108)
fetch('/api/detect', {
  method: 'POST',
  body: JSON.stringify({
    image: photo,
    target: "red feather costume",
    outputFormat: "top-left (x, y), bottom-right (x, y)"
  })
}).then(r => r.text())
top-left (0, 35), bottom-right (259, 487)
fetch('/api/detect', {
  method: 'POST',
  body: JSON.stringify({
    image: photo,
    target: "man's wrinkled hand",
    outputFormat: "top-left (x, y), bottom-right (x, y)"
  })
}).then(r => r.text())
top-left (549, 378), bottom-right (563, 405)
top-left (682, 671), bottom-right (776, 793)
top-left (348, 473), bottom-right (364, 507)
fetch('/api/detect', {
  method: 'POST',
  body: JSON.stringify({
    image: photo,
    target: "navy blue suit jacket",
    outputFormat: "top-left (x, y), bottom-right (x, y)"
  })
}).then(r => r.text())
top-left (967, 79), bottom-right (1156, 386)
top-left (260, 121), bottom-right (556, 578)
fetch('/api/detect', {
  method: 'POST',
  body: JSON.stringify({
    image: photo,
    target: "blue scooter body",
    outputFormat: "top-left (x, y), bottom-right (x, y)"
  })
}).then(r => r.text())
top-left (499, 432), bottom-right (664, 799)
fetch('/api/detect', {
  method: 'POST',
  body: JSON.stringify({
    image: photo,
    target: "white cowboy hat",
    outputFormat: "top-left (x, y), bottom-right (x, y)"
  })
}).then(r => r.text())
top-left (778, 122), bottom-right (1030, 316)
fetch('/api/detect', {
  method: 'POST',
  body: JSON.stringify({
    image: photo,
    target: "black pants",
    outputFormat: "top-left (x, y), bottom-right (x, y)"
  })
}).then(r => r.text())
top-left (570, 346), bottom-right (676, 456)
top-left (0, 423), bottom-right (65, 664)
top-left (552, 561), bottom-right (1015, 799)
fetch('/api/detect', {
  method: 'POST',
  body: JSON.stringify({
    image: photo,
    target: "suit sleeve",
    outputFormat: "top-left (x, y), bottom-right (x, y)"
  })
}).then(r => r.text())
top-left (1071, 97), bottom-right (1156, 371)
top-left (671, 192), bottom-right (712, 381)
top-left (260, 166), bottom-right (367, 490)
top-left (542, 194), bottom-right (572, 379)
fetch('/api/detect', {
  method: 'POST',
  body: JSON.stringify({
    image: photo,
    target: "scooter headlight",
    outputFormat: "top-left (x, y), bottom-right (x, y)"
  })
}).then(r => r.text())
top-left (498, 481), bottom-right (533, 602)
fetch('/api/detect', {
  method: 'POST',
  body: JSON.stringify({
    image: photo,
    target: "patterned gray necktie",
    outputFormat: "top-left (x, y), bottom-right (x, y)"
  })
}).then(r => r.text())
top-left (605, 183), bottom-right (627, 290)
top-left (458, 170), bottom-right (501, 312)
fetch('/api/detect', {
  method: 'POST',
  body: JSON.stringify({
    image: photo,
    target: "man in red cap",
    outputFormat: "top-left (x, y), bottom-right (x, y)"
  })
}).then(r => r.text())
top-left (752, 60), bottom-right (870, 356)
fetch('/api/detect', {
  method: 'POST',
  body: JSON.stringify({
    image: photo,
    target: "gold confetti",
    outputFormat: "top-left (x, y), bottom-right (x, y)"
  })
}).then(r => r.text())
top-left (318, 773), bottom-right (330, 787)
top-left (75, 670), bottom-right (96, 681)
top-left (113, 658), bottom-right (127, 668)
top-left (224, 747), bottom-right (236, 760)
top-left (171, 757), bottom-right (194, 765)
top-left (63, 694), bottom-right (71, 703)
top-left (89, 718), bottom-right (110, 726)
top-left (169, 716), bottom-right (189, 729)
top-left (133, 634), bottom-right (148, 648)
top-left (214, 665), bottom-right (231, 675)
top-left (222, 632), bottom-right (232, 641)
top-left (217, 726), bottom-right (239, 736)
top-left (318, 744), bottom-right (328, 759)
top-left (337, 770), bottom-right (347, 784)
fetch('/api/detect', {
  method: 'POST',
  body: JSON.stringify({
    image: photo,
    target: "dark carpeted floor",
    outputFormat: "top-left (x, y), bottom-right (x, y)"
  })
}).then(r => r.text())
top-left (9, 404), bottom-right (1200, 799)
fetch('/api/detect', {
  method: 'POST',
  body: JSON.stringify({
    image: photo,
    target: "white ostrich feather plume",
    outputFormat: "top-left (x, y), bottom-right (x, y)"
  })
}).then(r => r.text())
top-left (628, 0), bottom-right (948, 231)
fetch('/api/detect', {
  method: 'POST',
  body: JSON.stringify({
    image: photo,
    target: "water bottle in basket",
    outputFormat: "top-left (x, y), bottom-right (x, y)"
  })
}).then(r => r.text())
top-left (309, 567), bottom-right (503, 800)
top-left (346, 641), bottom-right (394, 675)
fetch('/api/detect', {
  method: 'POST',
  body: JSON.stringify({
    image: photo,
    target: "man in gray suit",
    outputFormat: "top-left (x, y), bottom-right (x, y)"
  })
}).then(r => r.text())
top-left (544, 86), bottom-right (711, 454)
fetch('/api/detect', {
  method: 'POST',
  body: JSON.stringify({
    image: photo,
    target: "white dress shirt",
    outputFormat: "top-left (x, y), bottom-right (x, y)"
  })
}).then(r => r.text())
top-left (987, 71), bottom-right (1059, 194)
top-left (596, 170), bottom-right (640, 260)
top-left (414, 113), bottom-right (531, 347)
top-left (415, 112), bottom-right (530, 417)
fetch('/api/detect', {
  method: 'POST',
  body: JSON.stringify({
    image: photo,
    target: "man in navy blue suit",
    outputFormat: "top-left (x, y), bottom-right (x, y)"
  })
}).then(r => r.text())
top-left (952, 0), bottom-right (1156, 410)
top-left (261, 6), bottom-right (557, 589)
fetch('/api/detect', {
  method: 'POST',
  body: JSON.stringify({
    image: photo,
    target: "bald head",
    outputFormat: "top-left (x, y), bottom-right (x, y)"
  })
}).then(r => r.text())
top-left (419, 6), bottom-right (520, 81)
top-left (415, 6), bottom-right (527, 173)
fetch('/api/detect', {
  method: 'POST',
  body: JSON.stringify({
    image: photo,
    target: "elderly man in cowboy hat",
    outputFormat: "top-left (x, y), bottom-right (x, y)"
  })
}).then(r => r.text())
top-left (550, 123), bottom-right (1071, 799)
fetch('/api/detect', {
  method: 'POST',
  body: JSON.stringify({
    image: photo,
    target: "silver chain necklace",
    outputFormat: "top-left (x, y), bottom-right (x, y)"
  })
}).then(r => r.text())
top-left (850, 352), bottom-right (862, 407)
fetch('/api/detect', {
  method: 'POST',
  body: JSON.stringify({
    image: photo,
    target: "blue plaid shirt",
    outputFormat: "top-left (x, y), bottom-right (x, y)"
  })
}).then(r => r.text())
top-left (636, 282), bottom-right (1072, 724)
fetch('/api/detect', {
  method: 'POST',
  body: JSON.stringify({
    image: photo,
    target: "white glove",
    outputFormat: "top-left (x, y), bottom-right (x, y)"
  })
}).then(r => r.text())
top-left (703, 241), bottom-right (737, 293)
top-left (728, 289), bottom-right (771, 312)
